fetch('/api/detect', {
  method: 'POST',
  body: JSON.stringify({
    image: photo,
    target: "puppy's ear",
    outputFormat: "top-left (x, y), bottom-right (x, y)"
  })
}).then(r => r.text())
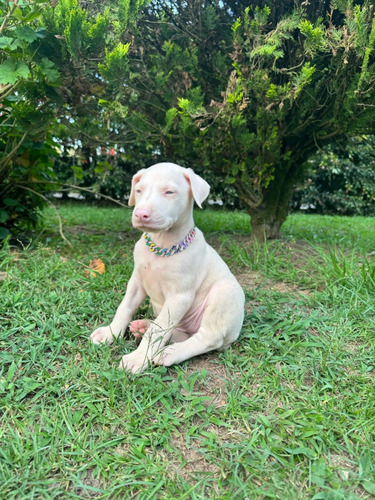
top-left (129, 170), bottom-right (145, 206)
top-left (184, 168), bottom-right (210, 208)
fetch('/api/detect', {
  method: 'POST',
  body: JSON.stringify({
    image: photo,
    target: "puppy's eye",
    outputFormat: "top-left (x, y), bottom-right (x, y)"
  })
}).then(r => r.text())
top-left (136, 189), bottom-right (142, 194)
top-left (165, 190), bottom-right (174, 195)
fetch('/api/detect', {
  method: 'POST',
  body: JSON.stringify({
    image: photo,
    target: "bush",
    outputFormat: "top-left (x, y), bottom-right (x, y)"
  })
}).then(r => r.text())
top-left (0, 1), bottom-right (62, 241)
top-left (0, 135), bottom-right (58, 240)
top-left (292, 138), bottom-right (375, 216)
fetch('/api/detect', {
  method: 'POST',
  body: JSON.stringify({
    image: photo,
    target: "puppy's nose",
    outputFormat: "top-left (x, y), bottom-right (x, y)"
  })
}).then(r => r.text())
top-left (134, 208), bottom-right (151, 221)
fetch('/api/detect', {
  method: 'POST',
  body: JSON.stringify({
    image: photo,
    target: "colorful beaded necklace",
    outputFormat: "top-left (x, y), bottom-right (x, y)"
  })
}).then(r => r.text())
top-left (143, 227), bottom-right (196, 257)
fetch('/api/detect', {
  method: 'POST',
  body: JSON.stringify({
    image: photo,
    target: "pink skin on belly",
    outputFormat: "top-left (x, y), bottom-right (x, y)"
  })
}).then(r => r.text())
top-left (129, 299), bottom-right (207, 339)
top-left (175, 298), bottom-right (207, 335)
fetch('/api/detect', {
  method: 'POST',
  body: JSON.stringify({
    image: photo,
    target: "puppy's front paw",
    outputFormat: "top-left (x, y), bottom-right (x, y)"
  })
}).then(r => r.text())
top-left (118, 352), bottom-right (149, 373)
top-left (90, 326), bottom-right (116, 345)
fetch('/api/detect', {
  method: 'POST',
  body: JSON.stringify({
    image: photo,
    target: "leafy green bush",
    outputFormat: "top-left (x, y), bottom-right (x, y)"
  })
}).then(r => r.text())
top-left (0, 135), bottom-right (58, 239)
top-left (0, 0), bottom-right (62, 240)
top-left (117, 1), bottom-right (375, 239)
top-left (292, 138), bottom-right (375, 215)
top-left (3, 0), bottom-right (375, 242)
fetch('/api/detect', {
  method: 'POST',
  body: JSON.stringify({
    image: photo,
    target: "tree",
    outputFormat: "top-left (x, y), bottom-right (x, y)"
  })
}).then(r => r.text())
top-left (197, 0), bottom-right (375, 239)
top-left (107, 0), bottom-right (375, 240)
top-left (38, 0), bottom-right (154, 200)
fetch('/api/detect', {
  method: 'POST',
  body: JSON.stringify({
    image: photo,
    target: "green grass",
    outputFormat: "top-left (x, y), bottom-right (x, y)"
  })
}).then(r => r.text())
top-left (1, 204), bottom-right (375, 499)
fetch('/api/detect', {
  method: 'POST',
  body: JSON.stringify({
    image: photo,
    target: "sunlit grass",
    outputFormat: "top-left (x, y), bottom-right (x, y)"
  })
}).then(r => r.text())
top-left (283, 213), bottom-right (375, 252)
top-left (1, 205), bottom-right (374, 499)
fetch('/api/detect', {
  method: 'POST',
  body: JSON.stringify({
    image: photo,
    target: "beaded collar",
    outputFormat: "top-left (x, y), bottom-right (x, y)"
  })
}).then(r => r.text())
top-left (143, 227), bottom-right (196, 257)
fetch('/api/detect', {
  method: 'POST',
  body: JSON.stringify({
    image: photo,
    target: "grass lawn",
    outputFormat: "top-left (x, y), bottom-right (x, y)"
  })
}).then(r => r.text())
top-left (1, 204), bottom-right (375, 499)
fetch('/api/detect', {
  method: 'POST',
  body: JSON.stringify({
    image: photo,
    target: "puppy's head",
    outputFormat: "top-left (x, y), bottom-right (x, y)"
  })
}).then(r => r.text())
top-left (129, 162), bottom-right (210, 232)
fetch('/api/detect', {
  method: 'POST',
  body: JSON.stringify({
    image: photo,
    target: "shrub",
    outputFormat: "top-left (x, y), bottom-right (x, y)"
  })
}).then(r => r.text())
top-left (292, 138), bottom-right (375, 216)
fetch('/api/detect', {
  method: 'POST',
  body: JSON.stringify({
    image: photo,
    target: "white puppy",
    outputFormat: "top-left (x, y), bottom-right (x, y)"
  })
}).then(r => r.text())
top-left (90, 162), bottom-right (245, 373)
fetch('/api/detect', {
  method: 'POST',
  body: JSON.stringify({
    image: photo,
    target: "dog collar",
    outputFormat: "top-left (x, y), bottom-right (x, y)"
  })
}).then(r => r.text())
top-left (143, 228), bottom-right (196, 257)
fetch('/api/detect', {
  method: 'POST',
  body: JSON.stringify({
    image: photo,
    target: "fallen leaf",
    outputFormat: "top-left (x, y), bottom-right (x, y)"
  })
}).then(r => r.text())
top-left (84, 258), bottom-right (106, 278)
top-left (0, 272), bottom-right (9, 281)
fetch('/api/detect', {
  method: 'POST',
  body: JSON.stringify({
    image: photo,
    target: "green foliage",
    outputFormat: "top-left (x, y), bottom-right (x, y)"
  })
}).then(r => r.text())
top-left (0, 136), bottom-right (59, 240)
top-left (140, 0), bottom-right (375, 238)
top-left (0, 58), bottom-right (30, 83)
top-left (3, 0), bottom-right (375, 241)
top-left (299, 19), bottom-right (327, 56)
top-left (98, 42), bottom-right (130, 92)
top-left (0, 0), bottom-right (150, 240)
top-left (116, 0), bottom-right (149, 31)
top-left (41, 0), bottom-right (110, 60)
top-left (0, 0), bottom-right (62, 240)
top-left (292, 137), bottom-right (375, 216)
top-left (85, 0), bottom-right (375, 238)
top-left (37, 0), bottom-right (156, 207)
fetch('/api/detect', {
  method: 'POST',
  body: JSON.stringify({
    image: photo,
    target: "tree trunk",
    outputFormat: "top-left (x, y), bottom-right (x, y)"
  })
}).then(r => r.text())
top-left (249, 209), bottom-right (286, 242)
top-left (236, 160), bottom-right (301, 241)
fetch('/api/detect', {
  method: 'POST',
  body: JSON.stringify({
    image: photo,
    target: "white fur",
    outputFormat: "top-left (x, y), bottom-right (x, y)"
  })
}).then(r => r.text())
top-left (90, 162), bottom-right (245, 373)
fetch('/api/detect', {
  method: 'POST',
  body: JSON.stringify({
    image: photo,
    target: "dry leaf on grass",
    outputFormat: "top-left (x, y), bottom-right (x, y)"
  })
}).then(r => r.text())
top-left (0, 272), bottom-right (9, 281)
top-left (84, 258), bottom-right (106, 278)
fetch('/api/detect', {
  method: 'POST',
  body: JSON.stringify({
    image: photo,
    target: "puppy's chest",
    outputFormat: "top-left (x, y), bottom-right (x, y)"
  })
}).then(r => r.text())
top-left (138, 253), bottom-right (179, 299)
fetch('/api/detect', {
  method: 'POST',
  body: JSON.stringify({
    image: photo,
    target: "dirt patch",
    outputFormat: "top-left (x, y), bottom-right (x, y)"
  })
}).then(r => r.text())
top-left (167, 431), bottom-right (221, 482)
top-left (235, 270), bottom-right (312, 315)
top-left (207, 234), bottom-right (315, 298)
top-left (156, 356), bottom-right (235, 485)
top-left (74, 470), bottom-right (104, 498)
top-left (175, 354), bottom-right (237, 408)
top-left (235, 270), bottom-right (263, 290)
top-left (330, 453), bottom-right (355, 471)
top-left (271, 280), bottom-right (311, 297)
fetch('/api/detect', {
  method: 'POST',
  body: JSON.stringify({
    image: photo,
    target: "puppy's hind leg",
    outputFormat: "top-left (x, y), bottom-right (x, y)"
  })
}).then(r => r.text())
top-left (154, 282), bottom-right (244, 367)
top-left (169, 329), bottom-right (190, 343)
